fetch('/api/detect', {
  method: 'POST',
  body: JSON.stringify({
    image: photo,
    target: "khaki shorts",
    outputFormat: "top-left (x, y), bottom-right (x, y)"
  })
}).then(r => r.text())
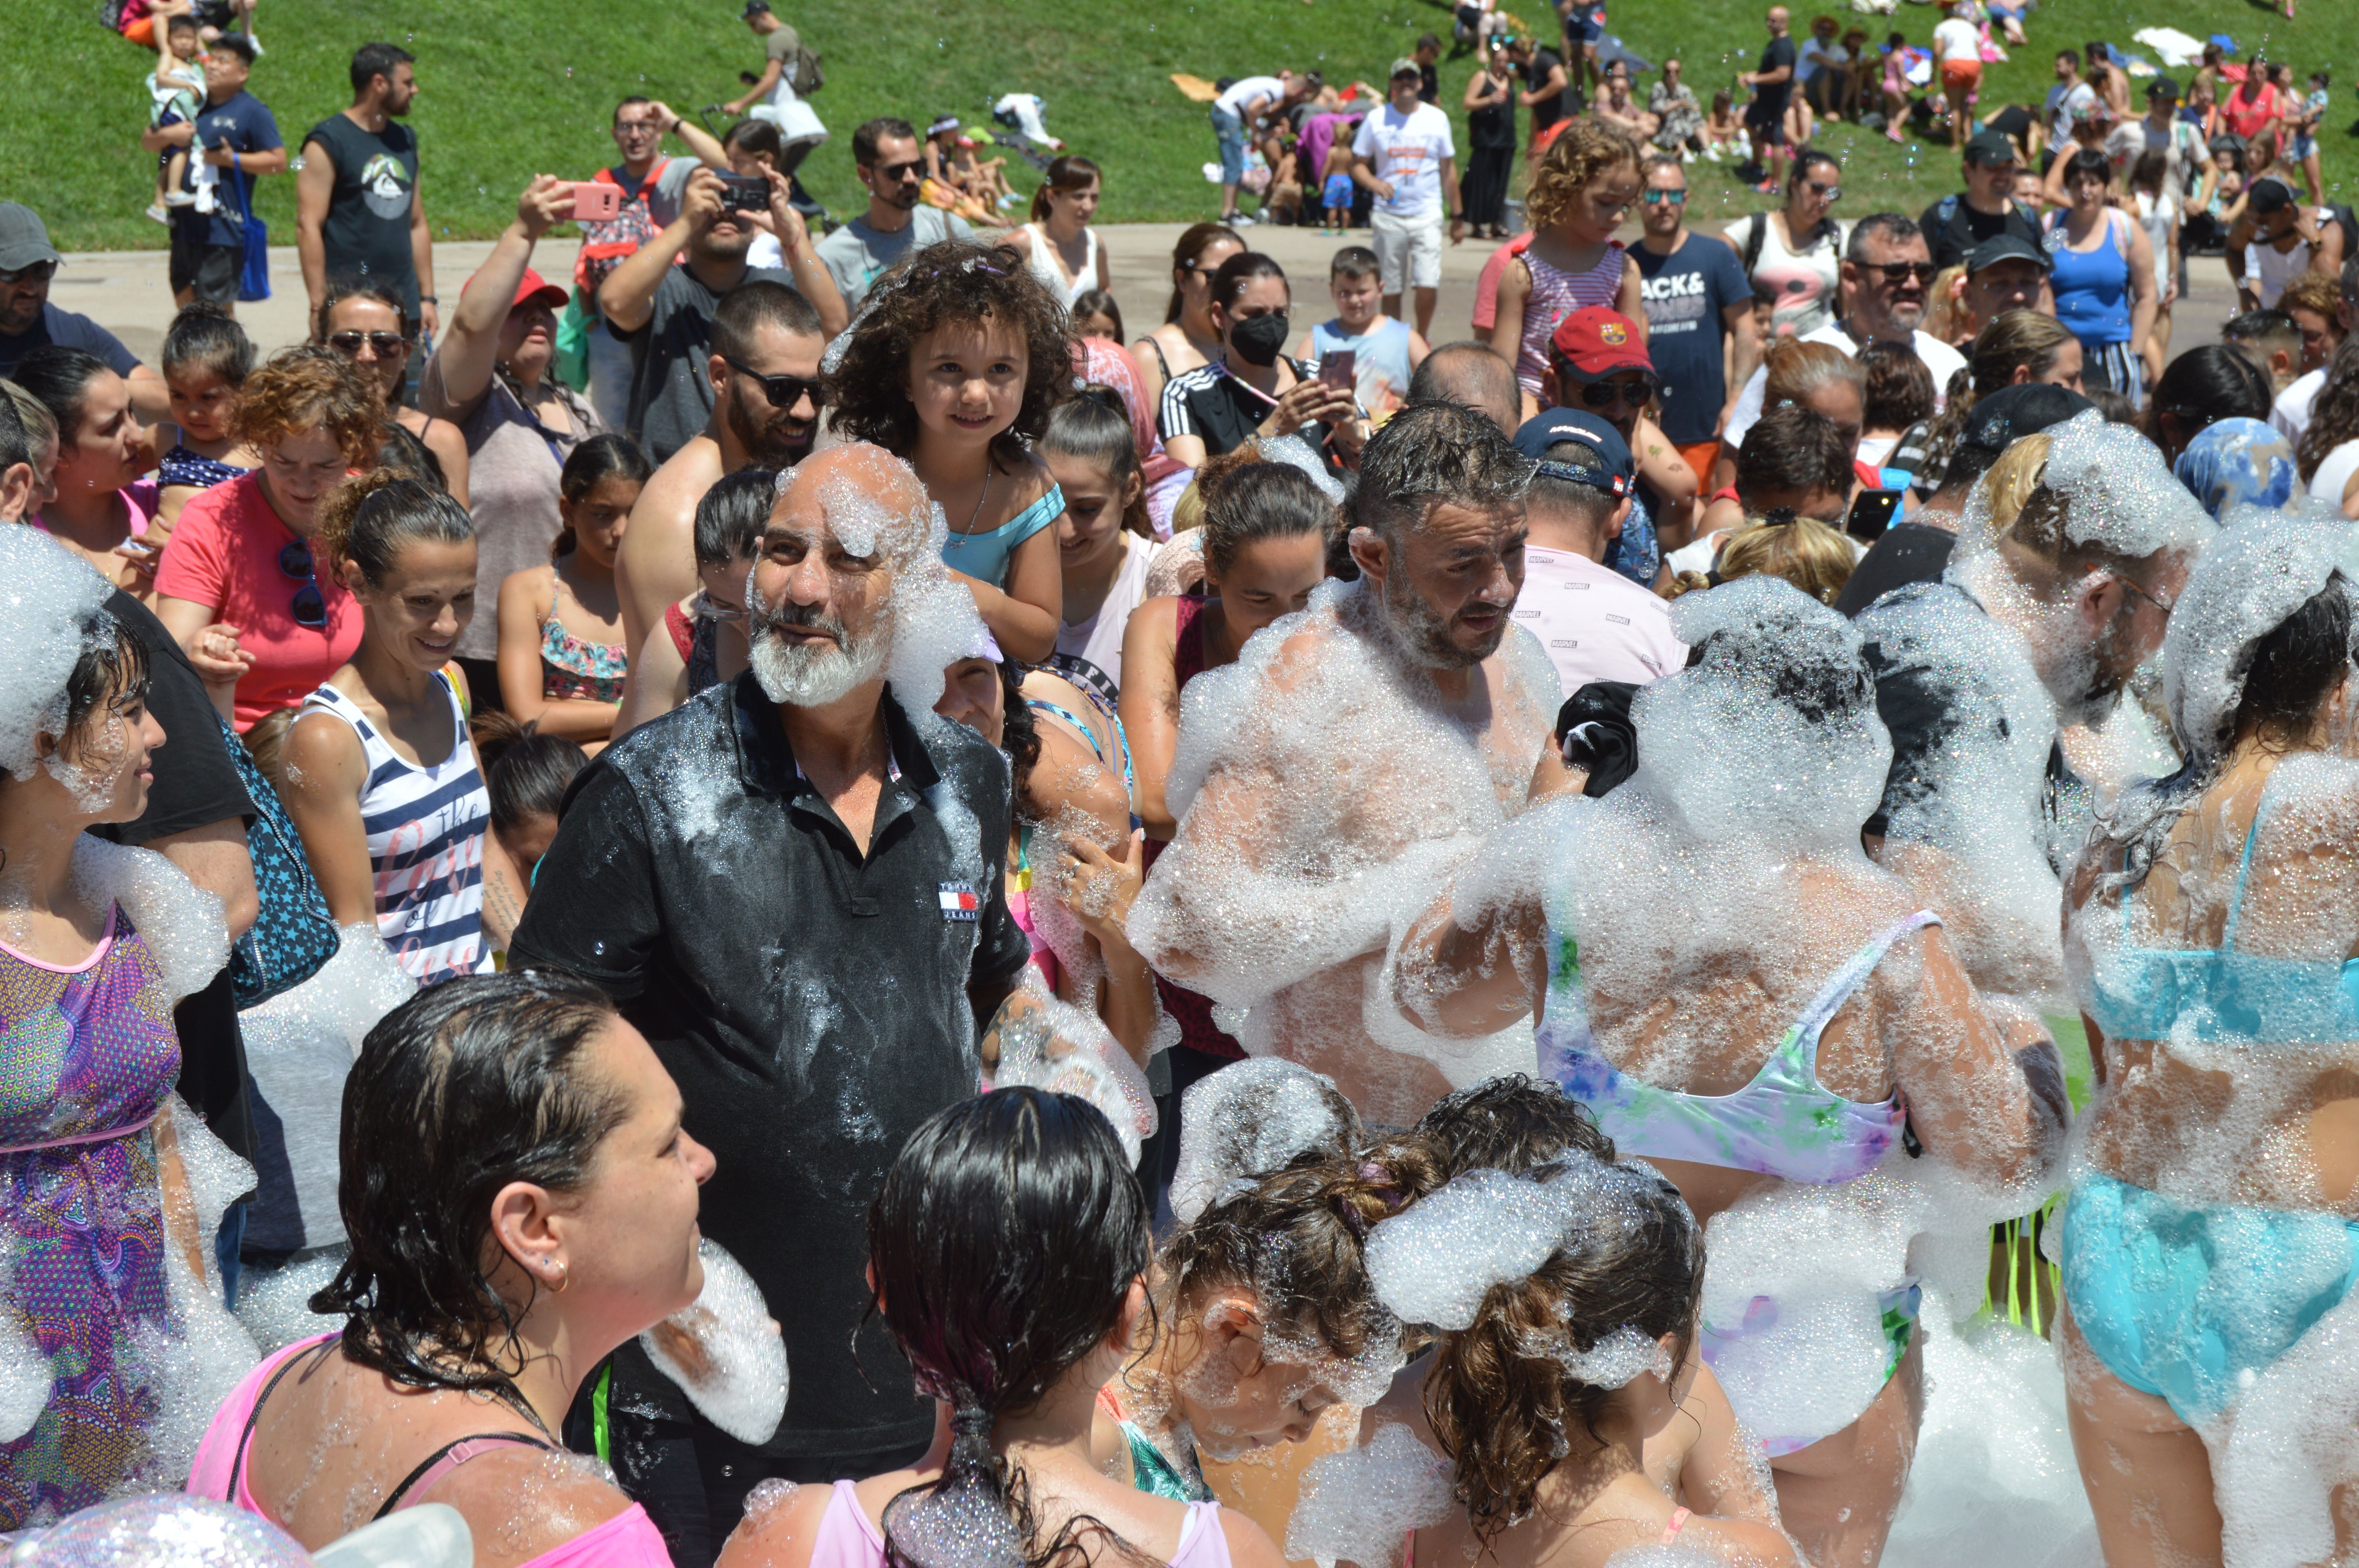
top-left (1370, 207), bottom-right (1444, 292)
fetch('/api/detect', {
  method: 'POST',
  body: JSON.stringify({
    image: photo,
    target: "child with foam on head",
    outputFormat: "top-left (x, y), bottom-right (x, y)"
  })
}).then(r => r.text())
top-left (719, 1088), bottom-right (1293, 1568)
top-left (824, 239), bottom-right (1071, 663)
top-left (155, 303), bottom-right (259, 529)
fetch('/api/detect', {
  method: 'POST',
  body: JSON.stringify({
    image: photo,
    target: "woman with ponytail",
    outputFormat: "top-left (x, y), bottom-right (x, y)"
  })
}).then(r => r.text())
top-left (722, 1089), bottom-right (1289, 1568)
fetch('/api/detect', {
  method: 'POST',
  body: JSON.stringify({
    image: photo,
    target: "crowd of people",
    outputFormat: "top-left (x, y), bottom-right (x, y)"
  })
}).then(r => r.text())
top-left (0, 1), bottom-right (2355, 1566)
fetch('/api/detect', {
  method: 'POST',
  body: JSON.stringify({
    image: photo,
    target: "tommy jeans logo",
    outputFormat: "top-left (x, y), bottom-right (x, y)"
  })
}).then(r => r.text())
top-left (938, 882), bottom-right (980, 921)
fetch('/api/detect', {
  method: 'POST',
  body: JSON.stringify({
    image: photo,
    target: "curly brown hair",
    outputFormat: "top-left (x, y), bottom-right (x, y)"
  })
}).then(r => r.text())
top-left (2299, 336), bottom-right (2359, 485)
top-left (824, 240), bottom-right (1072, 472)
top-left (1523, 121), bottom-right (1642, 234)
top-left (229, 345), bottom-right (383, 468)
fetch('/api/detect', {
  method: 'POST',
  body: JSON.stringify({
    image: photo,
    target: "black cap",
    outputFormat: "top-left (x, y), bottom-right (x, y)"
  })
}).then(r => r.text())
top-left (1966, 233), bottom-right (2053, 275)
top-left (1955, 384), bottom-right (2096, 463)
top-left (210, 30), bottom-right (257, 62)
top-left (1963, 126), bottom-right (2019, 166)
top-left (2147, 75), bottom-right (2182, 101)
top-left (742, 0), bottom-right (772, 15)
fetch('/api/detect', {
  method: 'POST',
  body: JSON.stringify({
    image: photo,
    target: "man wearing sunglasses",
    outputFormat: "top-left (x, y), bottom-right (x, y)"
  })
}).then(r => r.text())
top-left (1545, 307), bottom-right (1695, 590)
top-left (0, 205), bottom-right (171, 422)
top-left (1718, 212), bottom-right (1966, 468)
top-left (579, 96), bottom-right (732, 428)
top-left (812, 117), bottom-right (975, 312)
top-left (616, 280), bottom-right (830, 661)
top-left (1631, 154), bottom-right (1759, 490)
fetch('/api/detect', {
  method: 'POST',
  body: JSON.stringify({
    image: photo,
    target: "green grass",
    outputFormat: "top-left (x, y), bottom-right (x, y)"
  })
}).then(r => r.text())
top-left (9, 0), bottom-right (2357, 250)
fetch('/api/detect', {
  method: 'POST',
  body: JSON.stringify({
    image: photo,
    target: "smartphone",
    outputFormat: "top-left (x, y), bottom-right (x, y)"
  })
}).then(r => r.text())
top-left (1846, 488), bottom-right (1902, 541)
top-left (566, 181), bottom-right (622, 222)
top-left (716, 173), bottom-right (771, 212)
top-left (1317, 348), bottom-right (1356, 392)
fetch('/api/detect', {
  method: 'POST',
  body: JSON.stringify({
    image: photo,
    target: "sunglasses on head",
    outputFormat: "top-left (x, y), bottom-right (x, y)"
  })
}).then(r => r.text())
top-left (1643, 189), bottom-right (1688, 205)
top-left (1868, 260), bottom-right (1937, 284)
top-left (0, 260), bottom-right (57, 286)
top-left (725, 356), bottom-right (829, 412)
top-left (1578, 374), bottom-right (1659, 408)
top-left (278, 539), bottom-right (327, 630)
top-left (327, 330), bottom-right (408, 358)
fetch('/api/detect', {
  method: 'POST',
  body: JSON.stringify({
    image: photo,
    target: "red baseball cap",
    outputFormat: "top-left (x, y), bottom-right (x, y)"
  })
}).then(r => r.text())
top-left (463, 266), bottom-right (570, 314)
top-left (1549, 306), bottom-right (1652, 380)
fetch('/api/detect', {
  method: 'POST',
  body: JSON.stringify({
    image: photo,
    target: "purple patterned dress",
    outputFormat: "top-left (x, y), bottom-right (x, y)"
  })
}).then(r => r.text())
top-left (0, 905), bottom-right (182, 1527)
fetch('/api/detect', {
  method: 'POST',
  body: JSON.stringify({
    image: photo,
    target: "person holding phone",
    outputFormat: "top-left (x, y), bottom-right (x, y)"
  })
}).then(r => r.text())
top-left (1294, 245), bottom-right (1428, 417)
top-left (1158, 252), bottom-right (1365, 477)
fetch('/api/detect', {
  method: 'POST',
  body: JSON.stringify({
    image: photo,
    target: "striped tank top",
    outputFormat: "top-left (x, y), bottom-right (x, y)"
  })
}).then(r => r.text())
top-left (298, 674), bottom-right (493, 985)
top-left (1515, 240), bottom-right (1629, 395)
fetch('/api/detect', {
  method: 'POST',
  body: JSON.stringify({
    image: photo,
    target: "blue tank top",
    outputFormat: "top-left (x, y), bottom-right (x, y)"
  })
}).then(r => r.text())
top-left (1309, 317), bottom-right (1416, 414)
top-left (939, 483), bottom-right (1065, 589)
top-left (2044, 211), bottom-right (2134, 347)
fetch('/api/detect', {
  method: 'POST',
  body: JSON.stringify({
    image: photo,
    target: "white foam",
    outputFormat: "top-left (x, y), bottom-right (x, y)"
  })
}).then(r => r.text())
top-left (1365, 1158), bottom-right (1651, 1332)
top-left (8, 1493), bottom-right (316, 1565)
top-left (640, 1238), bottom-right (789, 1447)
top-left (2212, 1288), bottom-right (2359, 1568)
top-left (233, 1249), bottom-right (349, 1356)
top-left (1168, 1058), bottom-right (1358, 1226)
top-left (0, 528), bottom-right (115, 782)
top-left (1283, 1422), bottom-right (1456, 1567)
top-left (73, 836), bottom-right (229, 1005)
top-left (987, 971), bottom-right (1158, 1165)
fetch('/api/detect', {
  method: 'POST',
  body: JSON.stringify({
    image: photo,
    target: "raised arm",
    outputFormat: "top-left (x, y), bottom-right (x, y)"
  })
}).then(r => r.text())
top-left (647, 100), bottom-right (729, 169)
top-left (601, 171), bottom-right (714, 335)
top-left (436, 176), bottom-right (572, 412)
top-left (759, 167), bottom-right (849, 336)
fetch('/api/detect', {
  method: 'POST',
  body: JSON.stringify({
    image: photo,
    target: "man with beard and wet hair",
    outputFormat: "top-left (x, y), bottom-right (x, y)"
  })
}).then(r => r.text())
top-left (1130, 401), bottom-right (1572, 1127)
top-left (513, 442), bottom-right (1032, 1566)
top-left (614, 279), bottom-right (827, 659)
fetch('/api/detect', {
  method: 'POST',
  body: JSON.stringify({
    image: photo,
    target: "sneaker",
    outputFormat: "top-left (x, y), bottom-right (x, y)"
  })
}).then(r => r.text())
top-left (163, 189), bottom-right (197, 207)
top-left (1232, 210), bottom-right (1259, 227)
top-left (145, 204), bottom-right (169, 225)
top-left (1681, 146), bottom-right (1697, 162)
top-left (1753, 178), bottom-right (1781, 194)
top-left (1704, 146), bottom-right (1723, 162)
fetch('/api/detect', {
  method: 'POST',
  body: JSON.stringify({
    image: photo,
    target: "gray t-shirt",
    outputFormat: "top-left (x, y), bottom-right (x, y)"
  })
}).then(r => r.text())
top-left (615, 262), bottom-right (792, 464)
top-left (813, 208), bottom-right (973, 311)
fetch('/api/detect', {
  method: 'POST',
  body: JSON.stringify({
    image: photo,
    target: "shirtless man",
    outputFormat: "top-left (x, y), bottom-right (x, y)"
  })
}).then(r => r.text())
top-left (1128, 401), bottom-right (1569, 1127)
top-left (613, 278), bottom-right (824, 660)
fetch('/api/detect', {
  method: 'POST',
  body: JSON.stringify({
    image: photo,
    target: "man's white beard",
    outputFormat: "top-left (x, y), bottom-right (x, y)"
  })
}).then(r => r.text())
top-left (748, 595), bottom-right (889, 707)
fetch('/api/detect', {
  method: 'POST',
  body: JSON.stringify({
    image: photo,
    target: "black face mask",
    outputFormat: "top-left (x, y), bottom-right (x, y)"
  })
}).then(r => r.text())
top-left (1229, 310), bottom-right (1291, 367)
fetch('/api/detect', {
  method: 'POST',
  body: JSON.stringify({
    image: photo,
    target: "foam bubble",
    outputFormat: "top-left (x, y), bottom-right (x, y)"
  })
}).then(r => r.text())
top-left (1283, 1422), bottom-right (1456, 1567)
top-left (640, 1238), bottom-right (789, 1447)
top-left (6, 1493), bottom-right (314, 1566)
top-left (74, 837), bottom-right (229, 1005)
top-left (1169, 1058), bottom-right (1358, 1226)
top-left (2213, 1288), bottom-right (2359, 1568)
top-left (1365, 1157), bottom-right (1653, 1332)
top-left (0, 530), bottom-right (114, 782)
top-left (988, 971), bottom-right (1158, 1164)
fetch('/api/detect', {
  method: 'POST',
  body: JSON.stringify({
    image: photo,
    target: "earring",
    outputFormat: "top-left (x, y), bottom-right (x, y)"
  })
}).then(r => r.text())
top-left (546, 1256), bottom-right (569, 1294)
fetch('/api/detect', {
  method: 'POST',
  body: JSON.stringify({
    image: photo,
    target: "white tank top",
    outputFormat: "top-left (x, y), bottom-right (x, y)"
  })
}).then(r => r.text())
top-left (2249, 225), bottom-right (2317, 309)
top-left (1025, 222), bottom-right (1101, 309)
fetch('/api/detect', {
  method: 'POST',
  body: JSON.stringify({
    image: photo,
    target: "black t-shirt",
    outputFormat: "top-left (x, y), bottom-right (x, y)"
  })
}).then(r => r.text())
top-left (0, 306), bottom-right (139, 381)
top-left (176, 89), bottom-right (282, 249)
top-left (1157, 358), bottom-right (1352, 475)
top-left (509, 675), bottom-right (1030, 1459)
top-left (1916, 194), bottom-right (2043, 271)
top-left (1419, 62), bottom-right (1439, 104)
top-left (1752, 36), bottom-right (1798, 116)
top-left (302, 113), bottom-right (421, 312)
top-left (1834, 520), bottom-right (1957, 617)
top-left (1525, 50), bottom-right (1568, 134)
top-left (86, 590), bottom-right (256, 1159)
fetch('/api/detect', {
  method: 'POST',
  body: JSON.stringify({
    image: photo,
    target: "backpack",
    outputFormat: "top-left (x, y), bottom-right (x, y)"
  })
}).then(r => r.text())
top-left (574, 163), bottom-right (668, 302)
top-left (786, 37), bottom-right (824, 93)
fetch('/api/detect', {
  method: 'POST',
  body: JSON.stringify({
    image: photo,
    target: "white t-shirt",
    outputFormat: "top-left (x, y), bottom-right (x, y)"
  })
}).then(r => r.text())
top-left (1721, 322), bottom-right (1968, 450)
top-left (2046, 81), bottom-right (2095, 146)
top-left (2312, 440), bottom-right (2359, 515)
top-left (1216, 76), bottom-right (1285, 119)
top-left (1352, 103), bottom-right (1457, 219)
top-left (2272, 366), bottom-right (2326, 444)
top-left (1512, 546), bottom-right (1688, 698)
top-left (1050, 532), bottom-right (1155, 705)
top-left (1932, 18), bottom-right (1981, 65)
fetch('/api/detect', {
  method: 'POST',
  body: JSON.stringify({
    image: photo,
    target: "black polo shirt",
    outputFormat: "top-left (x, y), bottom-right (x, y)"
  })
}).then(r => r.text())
top-left (510, 671), bottom-right (1030, 1459)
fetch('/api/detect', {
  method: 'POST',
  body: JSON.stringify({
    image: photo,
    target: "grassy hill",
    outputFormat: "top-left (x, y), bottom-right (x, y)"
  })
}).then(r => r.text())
top-left (11, 0), bottom-right (2356, 251)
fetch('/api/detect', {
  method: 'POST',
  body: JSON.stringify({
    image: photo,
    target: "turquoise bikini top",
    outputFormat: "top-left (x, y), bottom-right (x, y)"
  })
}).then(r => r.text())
top-left (2083, 776), bottom-right (2359, 1046)
top-left (1538, 912), bottom-right (1933, 1187)
top-left (939, 483), bottom-right (1065, 590)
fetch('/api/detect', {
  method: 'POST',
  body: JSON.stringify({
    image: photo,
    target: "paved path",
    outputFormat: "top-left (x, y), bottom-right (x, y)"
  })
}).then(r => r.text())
top-left (60, 220), bottom-right (2241, 371)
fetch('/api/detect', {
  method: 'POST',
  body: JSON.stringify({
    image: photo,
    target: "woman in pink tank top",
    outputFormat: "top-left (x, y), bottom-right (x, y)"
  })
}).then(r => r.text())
top-left (718, 1090), bottom-right (1288, 1568)
top-left (188, 971), bottom-right (717, 1568)
top-left (1488, 123), bottom-right (1648, 396)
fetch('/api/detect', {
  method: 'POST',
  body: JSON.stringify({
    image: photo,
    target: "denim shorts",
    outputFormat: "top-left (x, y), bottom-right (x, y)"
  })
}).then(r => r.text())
top-left (1210, 105), bottom-right (1247, 184)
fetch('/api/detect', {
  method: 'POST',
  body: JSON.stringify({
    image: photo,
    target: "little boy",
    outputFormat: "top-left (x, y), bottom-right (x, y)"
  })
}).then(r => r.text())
top-left (145, 2), bottom-right (205, 223)
top-left (1294, 245), bottom-right (1429, 415)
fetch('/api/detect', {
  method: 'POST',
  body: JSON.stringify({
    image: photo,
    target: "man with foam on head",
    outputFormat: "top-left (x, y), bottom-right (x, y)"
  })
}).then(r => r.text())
top-left (512, 443), bottom-right (1033, 1562)
top-left (614, 279), bottom-right (829, 662)
top-left (1130, 401), bottom-right (1570, 1127)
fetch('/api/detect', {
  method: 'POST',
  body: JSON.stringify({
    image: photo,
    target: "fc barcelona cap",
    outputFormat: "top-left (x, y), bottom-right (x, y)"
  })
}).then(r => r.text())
top-left (1548, 306), bottom-right (1652, 381)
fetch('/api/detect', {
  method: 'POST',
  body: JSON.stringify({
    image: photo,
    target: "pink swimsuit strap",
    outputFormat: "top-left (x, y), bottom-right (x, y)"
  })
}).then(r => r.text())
top-left (0, 1106), bottom-right (160, 1157)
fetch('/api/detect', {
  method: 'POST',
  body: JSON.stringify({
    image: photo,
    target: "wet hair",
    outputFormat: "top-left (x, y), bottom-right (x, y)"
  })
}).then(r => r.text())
top-left (825, 240), bottom-right (1072, 472)
top-left (161, 303), bottom-right (256, 387)
top-left (2298, 337), bottom-right (2359, 485)
top-left (555, 433), bottom-right (652, 558)
top-left (1736, 403), bottom-right (1853, 507)
top-left (2149, 344), bottom-right (2273, 456)
top-left (711, 279), bottom-right (824, 365)
top-left (1762, 338), bottom-right (1863, 419)
top-left (314, 468), bottom-right (475, 588)
top-left (2224, 308), bottom-right (2302, 371)
top-left (230, 346), bottom-right (384, 467)
top-left (1525, 122), bottom-right (1641, 234)
top-left (1407, 341), bottom-right (1519, 426)
top-left (485, 727), bottom-right (588, 838)
top-left (1028, 154), bottom-right (1102, 224)
top-left (1414, 1075), bottom-right (1615, 1180)
top-left (1352, 400), bottom-right (1531, 548)
top-left (371, 420), bottom-right (447, 492)
top-left (692, 467), bottom-right (778, 570)
top-left (314, 970), bottom-right (632, 1394)
top-left (1972, 309), bottom-right (2076, 395)
top-left (350, 41), bottom-right (414, 95)
top-left (41, 610), bottom-right (151, 769)
top-left (317, 279), bottom-right (414, 347)
top-left (1423, 1161), bottom-right (1703, 1542)
top-left (996, 658), bottom-right (1040, 795)
top-left (852, 116), bottom-right (919, 167)
top-left (1068, 289), bottom-right (1124, 342)
top-left (2062, 148), bottom-right (2112, 188)
top-left (10, 346), bottom-right (116, 441)
top-left (0, 386), bottom-right (27, 478)
top-left (1210, 251), bottom-right (1289, 315)
top-left (1040, 396), bottom-right (1151, 540)
top-left (866, 1089), bottom-right (1148, 1568)
top-left (723, 117), bottom-right (784, 164)
top-left (1716, 514), bottom-right (1857, 604)
top-left (1330, 245), bottom-right (1381, 281)
top-left (1163, 223), bottom-right (1244, 325)
top-left (1846, 210), bottom-right (1925, 262)
top-left (1201, 449), bottom-right (1337, 576)
top-left (1860, 340), bottom-right (1934, 432)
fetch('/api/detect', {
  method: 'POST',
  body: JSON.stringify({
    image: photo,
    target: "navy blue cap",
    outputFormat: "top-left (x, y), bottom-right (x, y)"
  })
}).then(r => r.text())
top-left (1512, 409), bottom-right (1634, 497)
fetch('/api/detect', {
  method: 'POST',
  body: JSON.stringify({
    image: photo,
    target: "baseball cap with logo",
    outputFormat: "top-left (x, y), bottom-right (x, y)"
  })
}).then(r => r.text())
top-left (1548, 306), bottom-right (1652, 380)
top-left (1512, 409), bottom-right (1634, 496)
top-left (1390, 56), bottom-right (1423, 80)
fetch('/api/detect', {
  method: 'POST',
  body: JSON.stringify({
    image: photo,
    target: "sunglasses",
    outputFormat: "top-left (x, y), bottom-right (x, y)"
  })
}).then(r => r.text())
top-left (327, 330), bottom-right (409, 358)
top-left (616, 119), bottom-right (663, 134)
top-left (1578, 374), bottom-right (1659, 409)
top-left (725, 356), bottom-right (829, 412)
top-left (0, 260), bottom-right (57, 286)
top-left (870, 159), bottom-right (924, 181)
top-left (1642, 189), bottom-right (1689, 205)
top-left (1868, 261), bottom-right (1938, 284)
top-left (1803, 179), bottom-right (1842, 200)
top-left (278, 539), bottom-right (327, 630)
